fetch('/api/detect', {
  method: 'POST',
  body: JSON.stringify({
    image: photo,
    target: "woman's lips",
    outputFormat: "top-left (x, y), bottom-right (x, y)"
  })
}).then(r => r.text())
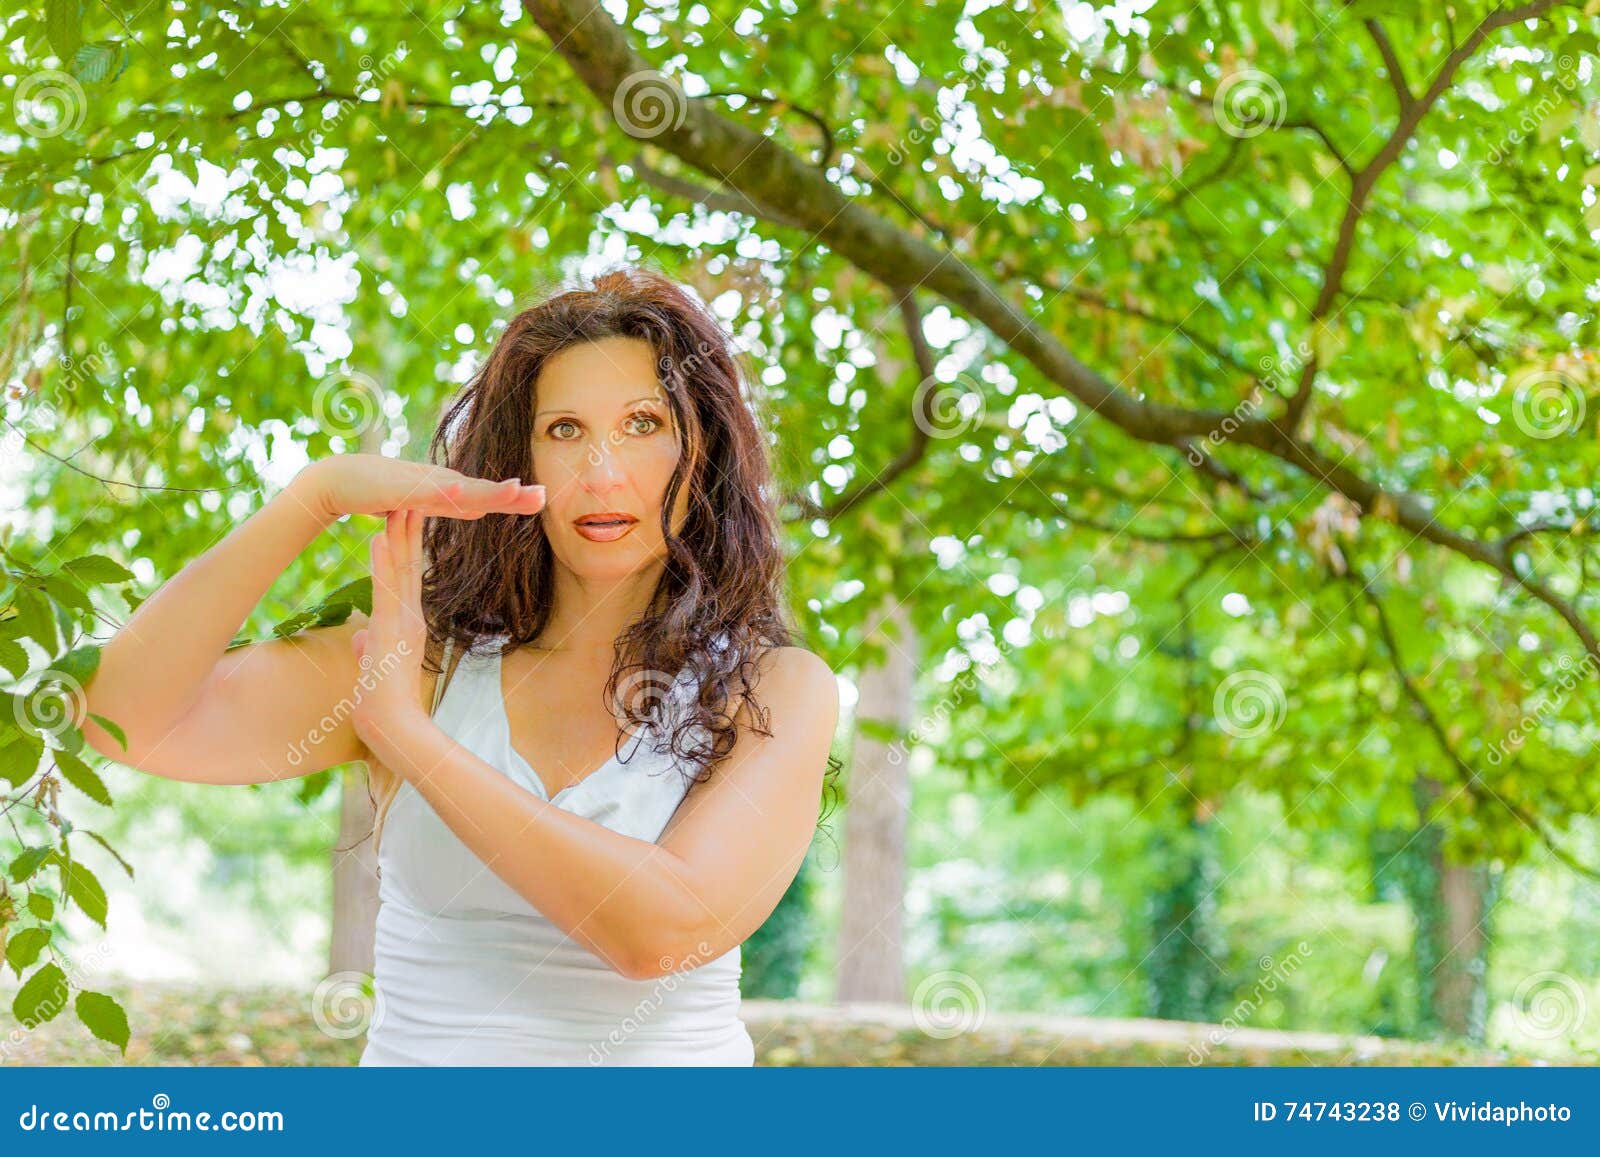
top-left (573, 517), bottom-right (637, 542)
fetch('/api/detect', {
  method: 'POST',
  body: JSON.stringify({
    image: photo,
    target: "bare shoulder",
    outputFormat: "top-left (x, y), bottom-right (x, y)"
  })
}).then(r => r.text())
top-left (733, 645), bottom-right (839, 733)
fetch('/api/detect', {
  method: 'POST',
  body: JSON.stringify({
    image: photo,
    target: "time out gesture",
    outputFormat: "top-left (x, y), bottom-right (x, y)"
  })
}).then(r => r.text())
top-left (349, 509), bottom-right (433, 748)
top-left (298, 454), bottom-right (547, 750)
top-left (300, 452), bottom-right (546, 522)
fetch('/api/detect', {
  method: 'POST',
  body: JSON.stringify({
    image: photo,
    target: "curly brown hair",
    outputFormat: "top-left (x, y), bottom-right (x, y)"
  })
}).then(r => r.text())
top-left (367, 263), bottom-right (841, 851)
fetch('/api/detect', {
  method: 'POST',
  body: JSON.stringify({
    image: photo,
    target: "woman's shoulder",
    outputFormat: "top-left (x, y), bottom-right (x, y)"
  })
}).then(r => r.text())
top-left (730, 645), bottom-right (838, 729)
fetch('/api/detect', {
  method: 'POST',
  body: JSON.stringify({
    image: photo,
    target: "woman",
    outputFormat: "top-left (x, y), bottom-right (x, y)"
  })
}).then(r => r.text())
top-left (82, 266), bottom-right (842, 1066)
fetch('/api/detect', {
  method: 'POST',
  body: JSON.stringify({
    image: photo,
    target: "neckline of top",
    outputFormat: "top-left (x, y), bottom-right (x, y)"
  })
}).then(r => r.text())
top-left (487, 632), bottom-right (645, 804)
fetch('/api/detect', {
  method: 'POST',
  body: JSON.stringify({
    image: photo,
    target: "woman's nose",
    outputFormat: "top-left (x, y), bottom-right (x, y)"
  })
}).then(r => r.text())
top-left (581, 436), bottom-right (627, 484)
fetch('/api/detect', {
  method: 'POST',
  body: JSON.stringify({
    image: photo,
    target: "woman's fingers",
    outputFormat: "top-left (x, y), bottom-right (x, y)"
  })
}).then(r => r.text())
top-left (405, 508), bottom-right (424, 611)
top-left (371, 471), bottom-right (543, 521)
top-left (424, 476), bottom-right (543, 518)
top-left (368, 532), bottom-right (394, 640)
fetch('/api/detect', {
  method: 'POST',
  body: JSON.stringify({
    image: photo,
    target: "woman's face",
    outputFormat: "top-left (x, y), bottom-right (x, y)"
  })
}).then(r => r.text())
top-left (530, 335), bottom-right (690, 579)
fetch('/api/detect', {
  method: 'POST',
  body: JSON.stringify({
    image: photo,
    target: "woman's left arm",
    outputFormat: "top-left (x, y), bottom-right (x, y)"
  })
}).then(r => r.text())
top-left (364, 647), bottom-right (838, 980)
top-left (353, 510), bottom-right (840, 981)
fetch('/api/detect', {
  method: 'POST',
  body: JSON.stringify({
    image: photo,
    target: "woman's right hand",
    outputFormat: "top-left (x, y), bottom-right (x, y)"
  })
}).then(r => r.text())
top-left (293, 453), bottom-right (546, 522)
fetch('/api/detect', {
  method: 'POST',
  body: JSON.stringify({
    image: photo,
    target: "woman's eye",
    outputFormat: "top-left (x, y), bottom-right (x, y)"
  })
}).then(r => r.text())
top-left (550, 420), bottom-right (579, 438)
top-left (627, 413), bottom-right (661, 435)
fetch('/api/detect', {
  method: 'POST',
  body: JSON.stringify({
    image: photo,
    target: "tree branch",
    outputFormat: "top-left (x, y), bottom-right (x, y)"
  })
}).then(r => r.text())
top-left (1364, 18), bottom-right (1415, 112)
top-left (790, 288), bottom-right (937, 521)
top-left (520, 0), bottom-right (1599, 673)
top-left (1283, 0), bottom-right (1560, 431)
top-left (1357, 576), bottom-right (1600, 882)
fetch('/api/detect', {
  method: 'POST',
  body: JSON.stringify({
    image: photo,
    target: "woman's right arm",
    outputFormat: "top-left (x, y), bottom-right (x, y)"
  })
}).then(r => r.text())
top-left (78, 456), bottom-right (544, 785)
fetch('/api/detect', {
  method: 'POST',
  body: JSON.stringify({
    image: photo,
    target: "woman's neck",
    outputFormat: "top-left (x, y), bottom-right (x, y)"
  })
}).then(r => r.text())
top-left (528, 563), bottom-right (663, 655)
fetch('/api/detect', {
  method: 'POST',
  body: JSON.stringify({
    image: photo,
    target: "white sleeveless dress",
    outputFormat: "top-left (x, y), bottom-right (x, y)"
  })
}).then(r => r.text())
top-left (358, 631), bottom-right (755, 1066)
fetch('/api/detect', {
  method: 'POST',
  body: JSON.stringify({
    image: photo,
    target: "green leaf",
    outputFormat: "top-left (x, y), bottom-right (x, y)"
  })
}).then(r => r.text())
top-left (9, 586), bottom-right (57, 653)
top-left (62, 554), bottom-right (134, 584)
top-left (0, 639), bottom-right (28, 679)
top-left (272, 577), bottom-right (373, 639)
top-left (295, 767), bottom-right (335, 806)
top-left (26, 892), bottom-right (54, 921)
top-left (87, 712), bottom-right (126, 751)
top-left (54, 747), bottom-right (112, 806)
top-left (75, 990), bottom-right (130, 1053)
top-left (44, 0), bottom-right (82, 62)
top-left (51, 645), bottom-right (101, 688)
top-left (13, 962), bottom-right (69, 1027)
top-left (0, 727), bottom-right (45, 787)
top-left (9, 846), bottom-right (52, 884)
top-left (58, 857), bottom-right (107, 927)
top-left (83, 831), bottom-right (133, 879)
top-left (269, 612), bottom-right (316, 639)
top-left (69, 40), bottom-right (126, 85)
top-left (5, 926), bottom-right (50, 975)
top-left (38, 573), bottom-right (92, 614)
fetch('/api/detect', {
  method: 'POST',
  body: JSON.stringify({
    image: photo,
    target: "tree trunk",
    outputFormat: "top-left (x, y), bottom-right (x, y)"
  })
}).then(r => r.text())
top-left (328, 763), bottom-right (381, 975)
top-left (327, 386), bottom-right (386, 977)
top-left (1434, 859), bottom-right (1497, 1039)
top-left (1372, 774), bottom-right (1498, 1041)
top-left (835, 597), bottom-right (914, 1004)
top-left (1144, 801), bottom-right (1225, 1022)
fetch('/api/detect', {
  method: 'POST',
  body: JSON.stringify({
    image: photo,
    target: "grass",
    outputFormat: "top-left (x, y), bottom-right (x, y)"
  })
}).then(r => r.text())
top-left (2, 981), bottom-right (1587, 1066)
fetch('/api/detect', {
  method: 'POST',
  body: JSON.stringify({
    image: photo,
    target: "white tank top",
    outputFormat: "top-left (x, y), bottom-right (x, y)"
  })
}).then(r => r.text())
top-left (358, 630), bottom-right (754, 1066)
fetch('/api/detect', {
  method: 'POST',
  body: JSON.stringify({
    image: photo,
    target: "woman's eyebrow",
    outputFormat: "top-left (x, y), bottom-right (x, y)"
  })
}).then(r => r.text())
top-left (535, 396), bottom-right (662, 418)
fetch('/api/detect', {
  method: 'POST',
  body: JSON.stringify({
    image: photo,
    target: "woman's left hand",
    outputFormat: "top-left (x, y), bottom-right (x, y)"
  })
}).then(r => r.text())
top-left (351, 508), bottom-right (429, 749)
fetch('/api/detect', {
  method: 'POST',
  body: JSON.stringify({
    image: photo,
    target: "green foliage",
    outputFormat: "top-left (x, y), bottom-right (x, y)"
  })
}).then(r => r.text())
top-left (3, 0), bottom-right (1599, 1052)
top-left (741, 849), bottom-right (816, 999)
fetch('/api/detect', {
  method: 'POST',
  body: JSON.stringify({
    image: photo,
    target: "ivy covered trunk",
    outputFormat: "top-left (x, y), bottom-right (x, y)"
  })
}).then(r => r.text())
top-left (1144, 802), bottom-right (1225, 1023)
top-left (1372, 775), bottom-right (1500, 1042)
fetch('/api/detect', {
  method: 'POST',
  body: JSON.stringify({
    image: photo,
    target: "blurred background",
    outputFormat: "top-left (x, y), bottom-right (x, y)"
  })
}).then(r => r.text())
top-left (2, 0), bottom-right (1599, 1065)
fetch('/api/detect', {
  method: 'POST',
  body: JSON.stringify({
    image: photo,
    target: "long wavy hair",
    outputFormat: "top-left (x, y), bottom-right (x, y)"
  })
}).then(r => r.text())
top-left (366, 264), bottom-right (841, 853)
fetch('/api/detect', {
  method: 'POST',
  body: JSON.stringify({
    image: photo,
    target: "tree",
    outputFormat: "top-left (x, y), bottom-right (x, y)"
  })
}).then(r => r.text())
top-left (4, 1), bottom-right (1599, 1045)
